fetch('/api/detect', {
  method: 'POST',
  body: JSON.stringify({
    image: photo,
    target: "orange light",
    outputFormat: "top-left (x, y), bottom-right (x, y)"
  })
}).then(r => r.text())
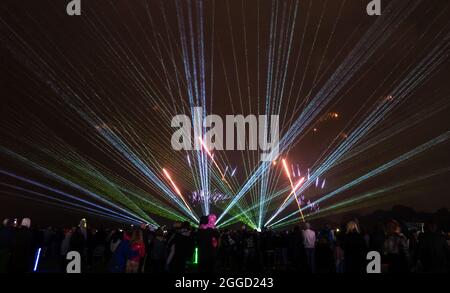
top-left (282, 159), bottom-right (292, 182)
top-left (162, 168), bottom-right (193, 213)
top-left (281, 158), bottom-right (305, 222)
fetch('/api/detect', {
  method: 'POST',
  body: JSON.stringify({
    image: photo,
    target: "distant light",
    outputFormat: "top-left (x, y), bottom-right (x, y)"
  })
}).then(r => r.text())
top-left (336, 228), bottom-right (340, 233)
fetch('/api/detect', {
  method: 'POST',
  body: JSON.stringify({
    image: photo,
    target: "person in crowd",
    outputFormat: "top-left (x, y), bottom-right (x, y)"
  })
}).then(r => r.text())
top-left (42, 226), bottom-right (53, 258)
top-left (109, 230), bottom-right (134, 273)
top-left (302, 222), bottom-right (316, 273)
top-left (408, 229), bottom-right (420, 272)
top-left (197, 214), bottom-right (219, 273)
top-left (166, 221), bottom-right (194, 273)
top-left (316, 229), bottom-right (334, 273)
top-left (10, 218), bottom-right (36, 273)
top-left (334, 240), bottom-right (345, 273)
top-left (143, 226), bottom-right (156, 273)
top-left (0, 219), bottom-right (14, 273)
top-left (362, 229), bottom-right (371, 250)
top-left (50, 227), bottom-right (60, 259)
top-left (69, 226), bottom-right (87, 272)
top-left (417, 222), bottom-right (449, 273)
top-left (91, 228), bottom-right (107, 269)
top-left (218, 229), bottom-right (232, 270)
top-left (243, 230), bottom-right (258, 271)
top-left (60, 228), bottom-right (72, 272)
top-left (319, 225), bottom-right (335, 250)
top-left (273, 232), bottom-right (282, 268)
top-left (383, 220), bottom-right (410, 273)
top-left (149, 228), bottom-right (167, 272)
top-left (126, 228), bottom-right (145, 273)
top-left (370, 223), bottom-right (385, 254)
top-left (342, 220), bottom-right (366, 273)
top-left (69, 226), bottom-right (85, 255)
top-left (288, 225), bottom-right (306, 272)
top-left (2, 214), bottom-right (449, 274)
top-left (262, 229), bottom-right (275, 271)
top-left (139, 224), bottom-right (150, 273)
top-left (109, 229), bottom-right (122, 255)
top-left (229, 230), bottom-right (240, 271)
top-left (79, 219), bottom-right (88, 241)
top-left (279, 231), bottom-right (289, 269)
top-left (86, 228), bottom-right (96, 268)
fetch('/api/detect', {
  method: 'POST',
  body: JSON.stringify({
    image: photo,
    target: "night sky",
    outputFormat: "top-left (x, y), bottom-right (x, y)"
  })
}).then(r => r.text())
top-left (0, 0), bottom-right (449, 228)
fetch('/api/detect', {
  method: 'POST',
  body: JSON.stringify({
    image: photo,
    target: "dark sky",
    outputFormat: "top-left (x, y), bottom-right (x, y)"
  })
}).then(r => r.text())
top-left (0, 0), bottom-right (449, 228)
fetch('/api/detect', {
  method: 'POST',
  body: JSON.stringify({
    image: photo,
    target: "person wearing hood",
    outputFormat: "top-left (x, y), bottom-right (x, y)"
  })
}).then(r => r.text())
top-left (0, 219), bottom-right (14, 272)
top-left (10, 218), bottom-right (36, 273)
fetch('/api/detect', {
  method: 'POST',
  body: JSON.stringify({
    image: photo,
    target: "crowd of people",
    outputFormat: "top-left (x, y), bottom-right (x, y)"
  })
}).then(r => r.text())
top-left (0, 214), bottom-right (449, 273)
